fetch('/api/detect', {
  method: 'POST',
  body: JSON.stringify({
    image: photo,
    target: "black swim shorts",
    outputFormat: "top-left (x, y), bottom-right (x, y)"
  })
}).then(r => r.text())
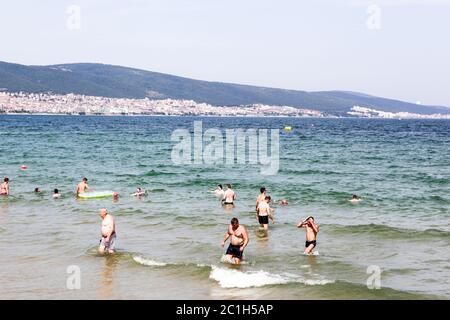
top-left (226, 244), bottom-right (243, 260)
top-left (258, 215), bottom-right (269, 225)
top-left (305, 240), bottom-right (316, 248)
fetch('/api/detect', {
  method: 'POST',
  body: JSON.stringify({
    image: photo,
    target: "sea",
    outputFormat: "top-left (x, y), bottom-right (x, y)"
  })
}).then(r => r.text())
top-left (0, 115), bottom-right (449, 299)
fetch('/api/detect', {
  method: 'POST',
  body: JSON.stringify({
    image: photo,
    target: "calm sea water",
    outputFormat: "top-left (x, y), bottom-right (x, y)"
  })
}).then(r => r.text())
top-left (0, 115), bottom-right (449, 299)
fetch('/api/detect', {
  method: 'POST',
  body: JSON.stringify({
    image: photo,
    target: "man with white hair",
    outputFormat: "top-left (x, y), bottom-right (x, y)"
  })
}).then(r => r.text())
top-left (98, 208), bottom-right (116, 254)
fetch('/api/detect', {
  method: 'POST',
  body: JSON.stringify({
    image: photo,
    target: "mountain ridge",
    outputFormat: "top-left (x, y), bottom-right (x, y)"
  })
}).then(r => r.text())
top-left (0, 61), bottom-right (448, 115)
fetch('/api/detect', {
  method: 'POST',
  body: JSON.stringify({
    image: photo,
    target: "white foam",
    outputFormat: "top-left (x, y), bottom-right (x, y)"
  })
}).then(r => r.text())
top-left (209, 266), bottom-right (333, 289)
top-left (220, 254), bottom-right (249, 265)
top-left (132, 255), bottom-right (167, 267)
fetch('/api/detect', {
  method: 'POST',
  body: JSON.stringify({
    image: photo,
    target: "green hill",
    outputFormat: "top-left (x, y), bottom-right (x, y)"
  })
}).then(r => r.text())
top-left (0, 61), bottom-right (448, 115)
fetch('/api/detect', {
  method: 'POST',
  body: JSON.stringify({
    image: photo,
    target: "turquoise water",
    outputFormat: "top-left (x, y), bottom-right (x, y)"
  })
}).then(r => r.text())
top-left (0, 115), bottom-right (449, 299)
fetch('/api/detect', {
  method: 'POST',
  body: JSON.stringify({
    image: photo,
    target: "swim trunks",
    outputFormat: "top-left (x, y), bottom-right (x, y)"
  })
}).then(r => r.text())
top-left (226, 244), bottom-right (243, 260)
top-left (100, 232), bottom-right (116, 251)
top-left (305, 240), bottom-right (316, 248)
top-left (258, 215), bottom-right (269, 224)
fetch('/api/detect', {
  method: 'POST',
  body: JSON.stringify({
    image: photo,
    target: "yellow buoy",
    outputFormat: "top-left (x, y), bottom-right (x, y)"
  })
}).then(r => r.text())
top-left (284, 126), bottom-right (292, 132)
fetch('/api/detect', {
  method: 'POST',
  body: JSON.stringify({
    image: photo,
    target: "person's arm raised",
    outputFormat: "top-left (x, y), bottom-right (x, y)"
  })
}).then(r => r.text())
top-left (312, 223), bottom-right (319, 233)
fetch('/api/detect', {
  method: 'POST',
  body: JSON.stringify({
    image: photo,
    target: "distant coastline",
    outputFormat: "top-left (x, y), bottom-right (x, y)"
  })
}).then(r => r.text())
top-left (1, 91), bottom-right (449, 119)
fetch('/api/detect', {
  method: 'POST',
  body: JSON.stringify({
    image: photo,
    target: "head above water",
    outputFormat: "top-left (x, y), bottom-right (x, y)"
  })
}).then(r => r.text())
top-left (99, 208), bottom-right (108, 218)
top-left (227, 184), bottom-right (232, 189)
top-left (217, 184), bottom-right (223, 190)
top-left (231, 217), bottom-right (239, 229)
top-left (260, 187), bottom-right (266, 194)
top-left (54, 189), bottom-right (59, 194)
top-left (34, 187), bottom-right (40, 193)
top-left (352, 194), bottom-right (358, 199)
top-left (83, 178), bottom-right (88, 182)
top-left (4, 177), bottom-right (9, 183)
top-left (306, 216), bottom-right (314, 222)
top-left (265, 195), bottom-right (271, 202)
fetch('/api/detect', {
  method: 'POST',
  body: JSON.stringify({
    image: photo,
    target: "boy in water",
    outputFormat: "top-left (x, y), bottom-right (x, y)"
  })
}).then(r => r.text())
top-left (0, 177), bottom-right (9, 195)
top-left (53, 189), bottom-right (61, 199)
top-left (257, 195), bottom-right (275, 230)
top-left (297, 216), bottom-right (319, 254)
top-left (222, 184), bottom-right (236, 205)
top-left (76, 177), bottom-right (90, 196)
top-left (255, 187), bottom-right (266, 213)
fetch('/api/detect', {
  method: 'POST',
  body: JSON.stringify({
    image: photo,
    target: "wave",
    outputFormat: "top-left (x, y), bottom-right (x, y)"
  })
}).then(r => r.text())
top-left (278, 169), bottom-right (341, 176)
top-left (131, 254), bottom-right (333, 289)
top-left (326, 223), bottom-right (450, 240)
top-left (145, 170), bottom-right (177, 177)
top-left (132, 255), bottom-right (168, 267)
top-left (209, 266), bottom-right (333, 289)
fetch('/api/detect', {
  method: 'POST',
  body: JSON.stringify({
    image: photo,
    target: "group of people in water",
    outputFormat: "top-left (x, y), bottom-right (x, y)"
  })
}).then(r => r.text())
top-left (2, 174), bottom-right (360, 264)
top-left (209, 183), bottom-right (319, 264)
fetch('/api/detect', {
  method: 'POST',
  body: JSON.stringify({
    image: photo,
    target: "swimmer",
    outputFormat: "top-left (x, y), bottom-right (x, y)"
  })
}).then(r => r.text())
top-left (53, 189), bottom-right (61, 199)
top-left (350, 194), bottom-right (361, 203)
top-left (34, 187), bottom-right (41, 193)
top-left (222, 184), bottom-right (236, 205)
top-left (257, 195), bottom-right (275, 231)
top-left (221, 217), bottom-right (249, 265)
top-left (76, 177), bottom-right (90, 196)
top-left (0, 177), bottom-right (9, 195)
top-left (212, 184), bottom-right (225, 198)
top-left (132, 187), bottom-right (147, 197)
top-left (278, 199), bottom-right (289, 206)
top-left (255, 187), bottom-right (266, 213)
top-left (297, 216), bottom-right (319, 254)
top-left (98, 208), bottom-right (116, 254)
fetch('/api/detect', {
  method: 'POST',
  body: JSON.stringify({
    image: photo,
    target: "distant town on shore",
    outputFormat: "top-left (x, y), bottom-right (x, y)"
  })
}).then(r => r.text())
top-left (0, 91), bottom-right (449, 119)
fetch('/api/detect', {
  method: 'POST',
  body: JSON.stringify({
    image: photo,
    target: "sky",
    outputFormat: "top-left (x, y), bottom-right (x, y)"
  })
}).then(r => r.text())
top-left (0, 0), bottom-right (449, 106)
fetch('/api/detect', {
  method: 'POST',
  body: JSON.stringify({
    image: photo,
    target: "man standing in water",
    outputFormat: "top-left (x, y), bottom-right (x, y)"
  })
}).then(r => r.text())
top-left (255, 187), bottom-right (266, 213)
top-left (76, 178), bottom-right (90, 196)
top-left (99, 208), bottom-right (116, 254)
top-left (222, 184), bottom-right (236, 205)
top-left (0, 177), bottom-right (9, 195)
top-left (297, 216), bottom-right (319, 254)
top-left (257, 195), bottom-right (275, 230)
top-left (221, 217), bottom-right (249, 265)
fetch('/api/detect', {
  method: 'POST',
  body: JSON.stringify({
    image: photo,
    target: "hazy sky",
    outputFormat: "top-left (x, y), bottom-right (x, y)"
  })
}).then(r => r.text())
top-left (1, 0), bottom-right (449, 106)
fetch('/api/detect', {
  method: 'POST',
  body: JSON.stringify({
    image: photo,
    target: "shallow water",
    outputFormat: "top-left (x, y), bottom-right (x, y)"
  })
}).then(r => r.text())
top-left (0, 115), bottom-right (449, 299)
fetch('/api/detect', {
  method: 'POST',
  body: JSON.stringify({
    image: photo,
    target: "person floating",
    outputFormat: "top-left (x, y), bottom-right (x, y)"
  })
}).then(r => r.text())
top-left (98, 208), bottom-right (116, 254)
top-left (222, 184), bottom-right (236, 205)
top-left (221, 217), bottom-right (249, 265)
top-left (257, 195), bottom-right (275, 231)
top-left (297, 216), bottom-right (319, 254)
top-left (53, 189), bottom-right (61, 199)
top-left (0, 177), bottom-right (9, 195)
top-left (76, 177), bottom-right (90, 196)
top-left (350, 194), bottom-right (361, 203)
top-left (278, 199), bottom-right (289, 206)
top-left (34, 187), bottom-right (41, 193)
